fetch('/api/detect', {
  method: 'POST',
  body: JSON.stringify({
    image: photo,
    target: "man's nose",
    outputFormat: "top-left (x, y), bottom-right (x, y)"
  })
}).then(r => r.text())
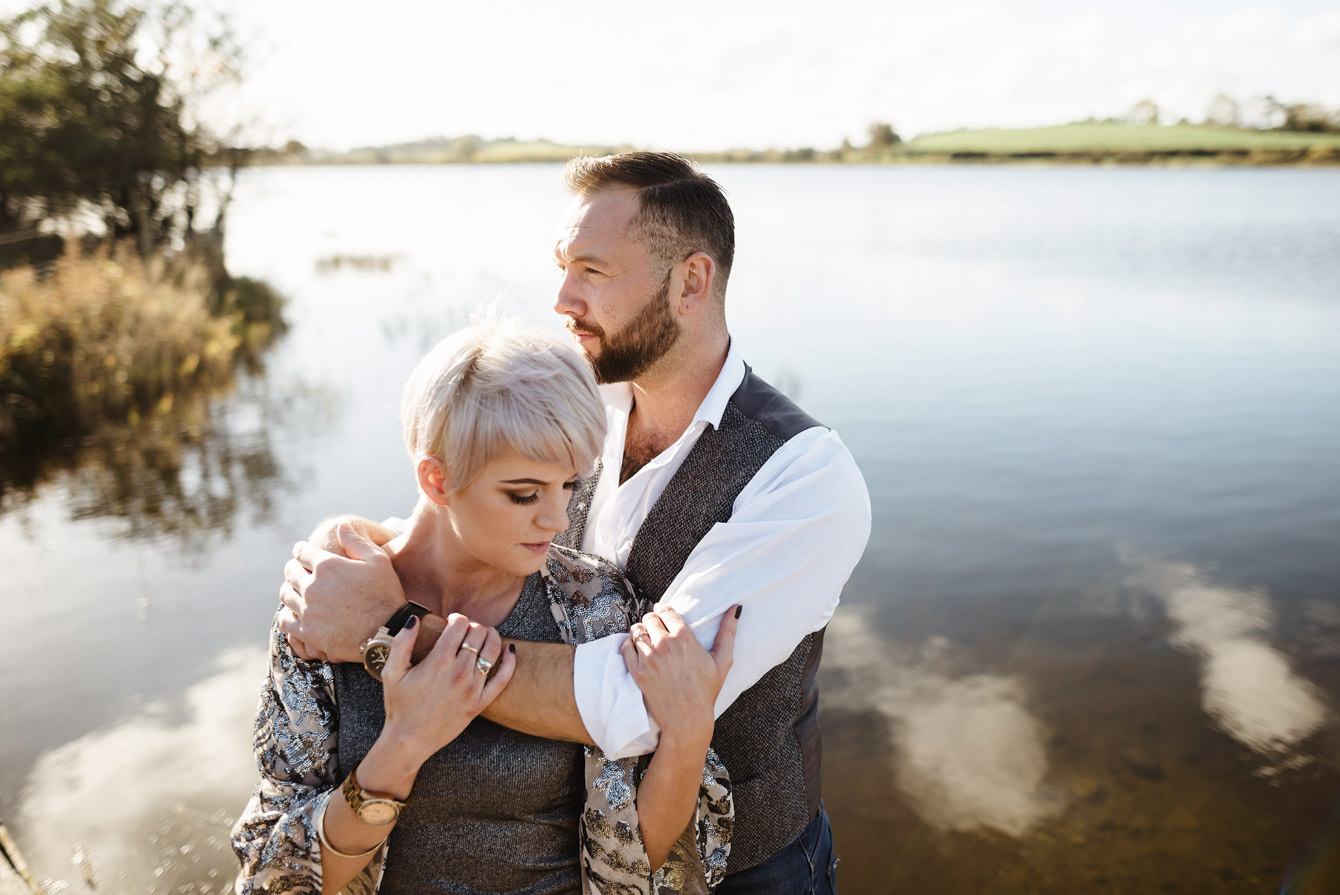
top-left (554, 269), bottom-right (585, 318)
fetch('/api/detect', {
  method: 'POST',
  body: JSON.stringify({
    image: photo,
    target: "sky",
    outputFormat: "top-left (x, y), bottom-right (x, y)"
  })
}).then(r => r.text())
top-left (9, 0), bottom-right (1340, 150)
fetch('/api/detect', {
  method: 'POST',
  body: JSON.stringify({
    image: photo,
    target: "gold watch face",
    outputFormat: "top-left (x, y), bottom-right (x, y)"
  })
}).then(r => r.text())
top-left (357, 798), bottom-right (400, 825)
top-left (362, 640), bottom-right (392, 681)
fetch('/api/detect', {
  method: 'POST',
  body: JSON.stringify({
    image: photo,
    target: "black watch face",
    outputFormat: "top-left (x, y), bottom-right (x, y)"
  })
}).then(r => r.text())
top-left (363, 642), bottom-right (391, 680)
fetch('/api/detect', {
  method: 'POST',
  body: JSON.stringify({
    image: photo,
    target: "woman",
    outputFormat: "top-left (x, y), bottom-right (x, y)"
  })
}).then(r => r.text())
top-left (232, 321), bottom-right (732, 894)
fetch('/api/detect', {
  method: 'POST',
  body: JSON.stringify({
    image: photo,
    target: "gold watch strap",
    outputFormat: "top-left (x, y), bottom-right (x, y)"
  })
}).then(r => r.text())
top-left (342, 769), bottom-right (411, 810)
top-left (315, 791), bottom-right (385, 858)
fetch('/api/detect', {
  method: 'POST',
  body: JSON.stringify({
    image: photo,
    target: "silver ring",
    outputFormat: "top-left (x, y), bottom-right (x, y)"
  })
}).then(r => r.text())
top-left (459, 642), bottom-right (481, 657)
top-left (475, 656), bottom-right (494, 676)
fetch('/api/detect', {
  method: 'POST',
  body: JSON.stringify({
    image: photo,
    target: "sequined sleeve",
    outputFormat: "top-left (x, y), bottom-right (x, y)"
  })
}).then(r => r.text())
top-left (230, 614), bottom-right (384, 895)
top-left (544, 546), bottom-right (733, 895)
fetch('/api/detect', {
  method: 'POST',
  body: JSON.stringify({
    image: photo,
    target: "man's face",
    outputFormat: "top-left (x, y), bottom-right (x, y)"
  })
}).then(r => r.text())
top-left (553, 188), bottom-right (681, 384)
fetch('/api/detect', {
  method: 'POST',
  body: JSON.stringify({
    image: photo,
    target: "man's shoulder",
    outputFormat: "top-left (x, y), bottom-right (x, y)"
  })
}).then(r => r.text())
top-left (729, 364), bottom-right (825, 442)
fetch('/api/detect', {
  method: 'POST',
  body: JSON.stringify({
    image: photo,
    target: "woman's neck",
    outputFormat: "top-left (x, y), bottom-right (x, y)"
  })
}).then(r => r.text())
top-left (385, 503), bottom-right (530, 628)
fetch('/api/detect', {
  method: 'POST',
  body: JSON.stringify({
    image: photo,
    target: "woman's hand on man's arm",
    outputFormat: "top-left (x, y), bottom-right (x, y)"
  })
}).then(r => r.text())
top-left (621, 605), bottom-right (738, 870)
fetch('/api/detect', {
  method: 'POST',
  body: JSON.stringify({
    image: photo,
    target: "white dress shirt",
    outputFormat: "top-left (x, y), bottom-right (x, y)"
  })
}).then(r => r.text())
top-left (573, 340), bottom-right (872, 759)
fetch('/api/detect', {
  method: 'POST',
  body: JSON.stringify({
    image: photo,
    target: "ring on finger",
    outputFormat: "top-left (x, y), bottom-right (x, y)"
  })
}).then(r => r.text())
top-left (475, 656), bottom-right (494, 676)
top-left (459, 642), bottom-right (481, 657)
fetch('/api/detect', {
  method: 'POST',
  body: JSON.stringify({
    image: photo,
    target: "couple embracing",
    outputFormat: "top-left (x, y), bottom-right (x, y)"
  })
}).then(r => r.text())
top-left (232, 152), bottom-right (870, 894)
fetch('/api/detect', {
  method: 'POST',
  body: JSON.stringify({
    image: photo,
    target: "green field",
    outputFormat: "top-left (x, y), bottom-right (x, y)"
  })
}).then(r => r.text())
top-left (901, 122), bottom-right (1340, 158)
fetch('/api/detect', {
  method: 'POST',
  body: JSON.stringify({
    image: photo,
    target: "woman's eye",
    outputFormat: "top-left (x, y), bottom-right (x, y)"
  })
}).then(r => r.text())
top-left (509, 491), bottom-right (540, 505)
top-left (563, 479), bottom-right (578, 491)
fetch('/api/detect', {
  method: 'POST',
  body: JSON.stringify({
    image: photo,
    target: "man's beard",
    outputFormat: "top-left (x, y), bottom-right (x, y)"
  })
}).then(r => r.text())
top-left (574, 275), bottom-right (681, 384)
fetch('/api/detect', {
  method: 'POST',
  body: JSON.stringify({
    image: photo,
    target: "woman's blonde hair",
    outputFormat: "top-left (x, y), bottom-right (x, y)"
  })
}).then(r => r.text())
top-left (401, 321), bottom-right (605, 491)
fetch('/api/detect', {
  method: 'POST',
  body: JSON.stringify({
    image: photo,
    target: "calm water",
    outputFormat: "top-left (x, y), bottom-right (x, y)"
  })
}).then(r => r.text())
top-left (2, 164), bottom-right (1338, 893)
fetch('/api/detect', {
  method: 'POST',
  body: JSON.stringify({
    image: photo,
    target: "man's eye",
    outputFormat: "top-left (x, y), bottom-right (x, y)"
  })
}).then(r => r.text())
top-left (509, 492), bottom-right (540, 505)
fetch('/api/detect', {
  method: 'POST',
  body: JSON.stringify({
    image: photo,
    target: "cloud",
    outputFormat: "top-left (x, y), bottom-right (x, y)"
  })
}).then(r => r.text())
top-left (15, 648), bottom-right (267, 892)
top-left (824, 615), bottom-right (1061, 836)
top-left (1294, 10), bottom-right (1340, 50)
top-left (1126, 558), bottom-right (1328, 759)
top-left (1214, 6), bottom-right (1287, 44)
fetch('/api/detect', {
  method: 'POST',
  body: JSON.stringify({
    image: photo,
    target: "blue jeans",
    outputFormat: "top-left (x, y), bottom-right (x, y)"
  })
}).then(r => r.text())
top-left (715, 806), bottom-right (838, 895)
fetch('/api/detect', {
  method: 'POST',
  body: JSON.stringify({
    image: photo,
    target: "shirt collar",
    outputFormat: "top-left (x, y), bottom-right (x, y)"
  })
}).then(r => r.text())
top-left (695, 338), bottom-right (745, 430)
top-left (596, 338), bottom-right (745, 431)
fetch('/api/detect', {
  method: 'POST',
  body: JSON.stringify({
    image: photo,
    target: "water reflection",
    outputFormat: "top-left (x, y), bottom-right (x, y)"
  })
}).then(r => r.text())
top-left (0, 373), bottom-right (336, 552)
top-left (14, 647), bottom-right (263, 894)
top-left (824, 612), bottom-right (1062, 836)
top-left (1127, 557), bottom-right (1329, 763)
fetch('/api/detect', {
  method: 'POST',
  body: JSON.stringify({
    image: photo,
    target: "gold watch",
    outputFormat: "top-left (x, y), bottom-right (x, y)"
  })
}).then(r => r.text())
top-left (341, 769), bottom-right (410, 825)
top-left (360, 602), bottom-right (430, 681)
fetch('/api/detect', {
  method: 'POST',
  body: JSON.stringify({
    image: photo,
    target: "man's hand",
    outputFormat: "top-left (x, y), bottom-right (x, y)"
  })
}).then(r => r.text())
top-left (278, 522), bottom-right (405, 663)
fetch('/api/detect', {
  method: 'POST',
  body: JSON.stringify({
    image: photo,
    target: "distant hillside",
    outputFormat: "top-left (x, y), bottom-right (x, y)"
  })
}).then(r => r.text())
top-left (251, 136), bottom-right (634, 166)
top-left (249, 123), bottom-right (1340, 167)
top-left (893, 122), bottom-right (1340, 164)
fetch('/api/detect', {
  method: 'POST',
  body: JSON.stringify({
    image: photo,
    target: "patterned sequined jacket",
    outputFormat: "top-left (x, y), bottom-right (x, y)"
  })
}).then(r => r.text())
top-left (231, 545), bottom-right (732, 894)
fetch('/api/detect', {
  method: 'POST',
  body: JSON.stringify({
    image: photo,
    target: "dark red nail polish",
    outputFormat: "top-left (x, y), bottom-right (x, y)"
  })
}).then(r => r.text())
top-left (405, 615), bottom-right (417, 630)
top-left (508, 643), bottom-right (516, 654)
top-left (734, 605), bottom-right (742, 619)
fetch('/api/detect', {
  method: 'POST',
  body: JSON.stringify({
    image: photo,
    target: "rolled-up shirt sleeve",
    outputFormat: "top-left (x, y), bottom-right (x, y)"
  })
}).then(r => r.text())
top-left (573, 426), bottom-right (872, 759)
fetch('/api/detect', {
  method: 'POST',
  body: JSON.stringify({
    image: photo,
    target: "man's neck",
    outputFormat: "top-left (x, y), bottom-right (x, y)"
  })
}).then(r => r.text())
top-left (620, 330), bottom-right (730, 483)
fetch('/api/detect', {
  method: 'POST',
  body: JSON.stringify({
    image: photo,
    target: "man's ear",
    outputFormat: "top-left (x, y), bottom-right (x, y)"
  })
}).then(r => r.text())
top-left (673, 252), bottom-right (715, 316)
top-left (417, 456), bottom-right (452, 505)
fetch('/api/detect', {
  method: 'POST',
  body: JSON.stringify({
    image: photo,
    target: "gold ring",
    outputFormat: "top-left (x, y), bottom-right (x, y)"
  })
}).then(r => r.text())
top-left (459, 642), bottom-right (481, 657)
top-left (475, 656), bottom-right (494, 676)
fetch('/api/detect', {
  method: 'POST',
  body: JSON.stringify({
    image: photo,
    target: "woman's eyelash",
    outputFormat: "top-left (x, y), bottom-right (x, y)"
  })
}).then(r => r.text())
top-left (509, 492), bottom-right (540, 505)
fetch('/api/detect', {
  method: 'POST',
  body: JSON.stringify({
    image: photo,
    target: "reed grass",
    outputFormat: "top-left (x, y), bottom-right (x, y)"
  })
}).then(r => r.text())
top-left (0, 241), bottom-right (285, 475)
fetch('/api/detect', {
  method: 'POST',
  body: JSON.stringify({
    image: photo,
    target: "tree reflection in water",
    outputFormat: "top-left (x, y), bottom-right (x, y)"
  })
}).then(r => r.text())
top-left (0, 373), bottom-right (296, 550)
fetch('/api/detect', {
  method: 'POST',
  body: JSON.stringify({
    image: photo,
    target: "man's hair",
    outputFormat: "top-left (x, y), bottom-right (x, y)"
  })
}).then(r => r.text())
top-left (564, 151), bottom-right (735, 300)
top-left (401, 320), bottom-right (605, 491)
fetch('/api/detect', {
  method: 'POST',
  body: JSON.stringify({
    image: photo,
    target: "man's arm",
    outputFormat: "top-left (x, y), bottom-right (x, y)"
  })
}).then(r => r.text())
top-left (574, 427), bottom-right (872, 759)
top-left (481, 640), bottom-right (591, 743)
top-left (281, 520), bottom-right (596, 743)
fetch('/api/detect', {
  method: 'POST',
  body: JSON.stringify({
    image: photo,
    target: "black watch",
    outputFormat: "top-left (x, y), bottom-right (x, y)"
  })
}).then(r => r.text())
top-left (359, 602), bottom-right (430, 681)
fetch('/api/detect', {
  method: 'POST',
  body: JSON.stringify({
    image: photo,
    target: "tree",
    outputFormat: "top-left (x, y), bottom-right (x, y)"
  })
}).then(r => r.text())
top-left (1127, 99), bottom-right (1159, 125)
top-left (1205, 93), bottom-right (1240, 127)
top-left (867, 121), bottom-right (901, 148)
top-left (0, 0), bottom-right (242, 251)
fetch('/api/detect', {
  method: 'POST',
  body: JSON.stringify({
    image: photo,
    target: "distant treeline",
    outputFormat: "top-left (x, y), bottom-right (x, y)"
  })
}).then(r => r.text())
top-left (250, 94), bottom-right (1340, 169)
top-left (251, 124), bottom-right (1340, 168)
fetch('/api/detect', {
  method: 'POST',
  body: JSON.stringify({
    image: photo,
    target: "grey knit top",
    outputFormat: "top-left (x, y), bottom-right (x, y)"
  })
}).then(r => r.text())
top-left (335, 573), bottom-right (583, 894)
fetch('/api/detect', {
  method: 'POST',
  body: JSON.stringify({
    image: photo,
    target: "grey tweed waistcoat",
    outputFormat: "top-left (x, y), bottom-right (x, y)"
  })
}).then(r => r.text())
top-left (559, 366), bottom-right (827, 873)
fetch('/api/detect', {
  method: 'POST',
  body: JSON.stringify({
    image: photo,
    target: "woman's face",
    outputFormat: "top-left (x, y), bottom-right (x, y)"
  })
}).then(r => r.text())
top-left (446, 449), bottom-right (579, 577)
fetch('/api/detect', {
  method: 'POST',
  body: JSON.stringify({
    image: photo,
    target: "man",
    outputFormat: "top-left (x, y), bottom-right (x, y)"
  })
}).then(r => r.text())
top-left (281, 152), bottom-right (870, 894)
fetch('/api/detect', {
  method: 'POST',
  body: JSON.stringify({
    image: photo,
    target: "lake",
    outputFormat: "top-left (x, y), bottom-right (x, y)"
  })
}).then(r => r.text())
top-left (2, 163), bottom-right (1338, 893)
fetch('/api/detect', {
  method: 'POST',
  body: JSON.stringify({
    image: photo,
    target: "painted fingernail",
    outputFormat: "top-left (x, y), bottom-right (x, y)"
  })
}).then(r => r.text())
top-left (405, 615), bottom-right (418, 630)
top-left (508, 644), bottom-right (516, 654)
top-left (734, 605), bottom-right (742, 618)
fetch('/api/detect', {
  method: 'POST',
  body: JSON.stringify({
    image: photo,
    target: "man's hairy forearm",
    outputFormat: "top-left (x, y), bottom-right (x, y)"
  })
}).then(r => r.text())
top-left (482, 640), bottom-right (592, 744)
top-left (405, 618), bottom-right (591, 744)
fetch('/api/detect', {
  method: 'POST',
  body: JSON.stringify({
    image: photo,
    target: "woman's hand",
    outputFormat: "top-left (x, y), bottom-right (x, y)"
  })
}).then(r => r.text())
top-left (619, 606), bottom-right (738, 870)
top-left (620, 605), bottom-right (738, 746)
top-left (368, 613), bottom-right (516, 786)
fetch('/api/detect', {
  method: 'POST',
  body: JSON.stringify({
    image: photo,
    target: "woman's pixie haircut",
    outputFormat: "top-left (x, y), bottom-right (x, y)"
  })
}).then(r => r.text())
top-left (400, 321), bottom-right (605, 492)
